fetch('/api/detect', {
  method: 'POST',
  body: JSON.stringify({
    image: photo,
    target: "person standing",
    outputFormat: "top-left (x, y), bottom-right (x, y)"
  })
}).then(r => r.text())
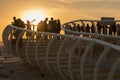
top-left (86, 24), bottom-right (90, 33)
top-left (96, 21), bottom-right (102, 34)
top-left (56, 19), bottom-right (61, 39)
top-left (117, 24), bottom-right (120, 35)
top-left (13, 17), bottom-right (25, 47)
top-left (43, 18), bottom-right (49, 40)
top-left (112, 22), bottom-right (116, 35)
top-left (37, 21), bottom-right (44, 40)
top-left (26, 20), bottom-right (32, 39)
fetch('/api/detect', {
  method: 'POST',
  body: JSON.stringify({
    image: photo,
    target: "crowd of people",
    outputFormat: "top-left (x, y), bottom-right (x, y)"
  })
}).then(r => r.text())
top-left (11, 16), bottom-right (61, 46)
top-left (36, 17), bottom-right (61, 39)
top-left (65, 21), bottom-right (120, 36)
top-left (11, 16), bottom-right (120, 47)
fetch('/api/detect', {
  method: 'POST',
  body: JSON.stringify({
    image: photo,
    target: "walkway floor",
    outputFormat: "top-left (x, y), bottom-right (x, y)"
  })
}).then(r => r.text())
top-left (0, 46), bottom-right (62, 80)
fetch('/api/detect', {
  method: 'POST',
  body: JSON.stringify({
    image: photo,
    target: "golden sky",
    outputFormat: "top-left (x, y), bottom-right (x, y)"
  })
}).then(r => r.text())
top-left (1, 0), bottom-right (120, 41)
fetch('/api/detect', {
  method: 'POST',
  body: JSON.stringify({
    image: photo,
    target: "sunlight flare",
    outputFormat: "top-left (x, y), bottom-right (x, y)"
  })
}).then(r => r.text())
top-left (22, 10), bottom-right (48, 25)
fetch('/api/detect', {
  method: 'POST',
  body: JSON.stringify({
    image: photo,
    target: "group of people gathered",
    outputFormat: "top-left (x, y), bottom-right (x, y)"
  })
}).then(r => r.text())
top-left (65, 21), bottom-right (120, 36)
top-left (36, 17), bottom-right (61, 39)
top-left (12, 16), bottom-right (61, 47)
top-left (24, 17), bottom-right (61, 39)
top-left (11, 16), bottom-right (120, 47)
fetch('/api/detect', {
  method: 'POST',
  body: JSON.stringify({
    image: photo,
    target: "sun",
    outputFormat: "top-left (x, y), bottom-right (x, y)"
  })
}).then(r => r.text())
top-left (22, 10), bottom-right (48, 25)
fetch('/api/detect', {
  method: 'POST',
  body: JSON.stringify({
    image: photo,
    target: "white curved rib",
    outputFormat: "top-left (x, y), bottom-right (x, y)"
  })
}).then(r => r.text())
top-left (35, 34), bottom-right (45, 70)
top-left (93, 46), bottom-right (111, 80)
top-left (57, 38), bottom-right (68, 80)
top-left (2, 25), bottom-right (10, 49)
top-left (80, 42), bottom-right (95, 80)
top-left (9, 28), bottom-right (18, 53)
top-left (45, 36), bottom-right (56, 75)
top-left (15, 30), bottom-right (26, 56)
top-left (5, 27), bottom-right (13, 53)
top-left (68, 39), bottom-right (81, 80)
top-left (2, 24), bottom-right (120, 80)
top-left (107, 57), bottom-right (120, 80)
top-left (25, 32), bottom-right (36, 67)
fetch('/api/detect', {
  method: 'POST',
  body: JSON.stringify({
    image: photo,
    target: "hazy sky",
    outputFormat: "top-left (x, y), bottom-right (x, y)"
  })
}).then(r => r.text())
top-left (1, 0), bottom-right (120, 41)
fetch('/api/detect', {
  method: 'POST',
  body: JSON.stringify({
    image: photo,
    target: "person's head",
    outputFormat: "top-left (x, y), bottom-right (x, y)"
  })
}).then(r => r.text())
top-left (13, 16), bottom-right (16, 20)
top-left (57, 19), bottom-right (60, 21)
top-left (17, 18), bottom-right (21, 21)
top-left (87, 24), bottom-right (89, 26)
top-left (51, 17), bottom-right (54, 21)
top-left (27, 20), bottom-right (30, 23)
top-left (45, 17), bottom-right (48, 21)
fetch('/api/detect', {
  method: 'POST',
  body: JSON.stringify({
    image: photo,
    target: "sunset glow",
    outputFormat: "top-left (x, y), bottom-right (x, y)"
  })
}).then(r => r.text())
top-left (1, 0), bottom-right (120, 41)
top-left (22, 10), bottom-right (48, 24)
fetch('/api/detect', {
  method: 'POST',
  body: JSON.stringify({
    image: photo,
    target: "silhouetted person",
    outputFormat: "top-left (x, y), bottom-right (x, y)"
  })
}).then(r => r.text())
top-left (91, 24), bottom-right (95, 33)
top-left (43, 18), bottom-right (48, 40)
top-left (56, 19), bottom-right (61, 39)
top-left (103, 25), bottom-right (107, 34)
top-left (26, 20), bottom-right (32, 39)
top-left (43, 17), bottom-right (48, 32)
top-left (73, 23), bottom-right (78, 31)
top-left (48, 20), bottom-right (53, 39)
top-left (64, 24), bottom-right (72, 35)
top-left (37, 21), bottom-right (44, 39)
top-left (12, 16), bottom-right (17, 26)
top-left (11, 16), bottom-right (18, 45)
top-left (96, 21), bottom-right (102, 34)
top-left (109, 25), bottom-right (113, 35)
top-left (117, 24), bottom-right (120, 35)
top-left (86, 24), bottom-right (90, 33)
top-left (54, 20), bottom-right (58, 33)
top-left (56, 19), bottom-right (61, 33)
top-left (76, 24), bottom-right (81, 32)
top-left (50, 17), bottom-right (56, 33)
top-left (112, 22), bottom-right (116, 35)
top-left (13, 17), bottom-right (25, 47)
top-left (81, 25), bottom-right (85, 32)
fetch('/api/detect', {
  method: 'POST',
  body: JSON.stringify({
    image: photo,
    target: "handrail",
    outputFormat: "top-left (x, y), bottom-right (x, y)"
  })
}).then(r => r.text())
top-left (8, 25), bottom-right (120, 51)
top-left (2, 24), bottom-right (120, 80)
top-left (61, 19), bottom-right (120, 42)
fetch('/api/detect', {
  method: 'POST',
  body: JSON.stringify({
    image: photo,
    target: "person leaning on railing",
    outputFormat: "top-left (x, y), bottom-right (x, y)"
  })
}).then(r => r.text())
top-left (12, 16), bottom-right (26, 47)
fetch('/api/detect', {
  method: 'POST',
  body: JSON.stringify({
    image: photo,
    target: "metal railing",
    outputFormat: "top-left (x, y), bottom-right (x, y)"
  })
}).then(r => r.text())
top-left (2, 24), bottom-right (120, 80)
top-left (61, 19), bottom-right (120, 45)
